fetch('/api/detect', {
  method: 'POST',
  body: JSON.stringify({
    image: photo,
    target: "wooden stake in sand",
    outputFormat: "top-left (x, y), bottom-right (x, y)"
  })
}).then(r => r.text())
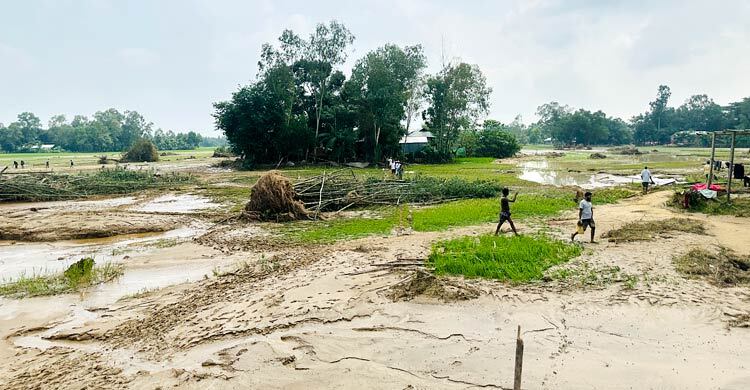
top-left (514, 325), bottom-right (524, 390)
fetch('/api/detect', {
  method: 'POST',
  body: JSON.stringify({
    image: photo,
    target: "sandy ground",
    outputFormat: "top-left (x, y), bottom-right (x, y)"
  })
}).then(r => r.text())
top-left (0, 192), bottom-right (749, 389)
top-left (0, 194), bottom-right (225, 242)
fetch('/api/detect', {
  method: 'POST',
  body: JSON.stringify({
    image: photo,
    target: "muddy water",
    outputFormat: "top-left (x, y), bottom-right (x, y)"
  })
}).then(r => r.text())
top-left (519, 160), bottom-right (646, 188)
top-left (519, 157), bottom-right (685, 188)
top-left (129, 194), bottom-right (221, 213)
top-left (0, 226), bottom-right (202, 280)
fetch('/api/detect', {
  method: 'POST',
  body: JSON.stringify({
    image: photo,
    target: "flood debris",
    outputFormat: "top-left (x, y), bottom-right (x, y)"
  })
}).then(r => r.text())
top-left (243, 171), bottom-right (310, 221)
top-left (386, 270), bottom-right (480, 302)
top-left (589, 152), bottom-right (607, 159)
top-left (674, 247), bottom-right (750, 286)
top-left (0, 168), bottom-right (192, 202)
top-left (294, 169), bottom-right (500, 212)
top-left (601, 218), bottom-right (704, 243)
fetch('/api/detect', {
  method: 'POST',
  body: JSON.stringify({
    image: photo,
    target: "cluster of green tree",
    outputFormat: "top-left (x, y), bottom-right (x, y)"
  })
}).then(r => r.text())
top-left (213, 21), bottom-right (492, 165)
top-left (199, 136), bottom-right (227, 148)
top-left (530, 102), bottom-right (633, 147)
top-left (631, 86), bottom-right (750, 146)
top-left (0, 109), bottom-right (204, 153)
top-left (521, 86), bottom-right (750, 148)
top-left (456, 120), bottom-right (521, 158)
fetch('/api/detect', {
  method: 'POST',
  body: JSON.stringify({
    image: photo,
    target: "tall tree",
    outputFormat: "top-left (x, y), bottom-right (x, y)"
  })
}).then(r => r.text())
top-left (649, 84), bottom-right (672, 141)
top-left (305, 21), bottom-right (355, 156)
top-left (348, 44), bottom-right (427, 161)
top-left (423, 63), bottom-right (491, 160)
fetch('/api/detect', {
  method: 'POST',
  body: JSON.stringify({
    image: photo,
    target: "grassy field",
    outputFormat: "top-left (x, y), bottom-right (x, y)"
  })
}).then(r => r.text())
top-left (0, 147), bottom-right (215, 171)
top-left (428, 234), bottom-right (582, 282)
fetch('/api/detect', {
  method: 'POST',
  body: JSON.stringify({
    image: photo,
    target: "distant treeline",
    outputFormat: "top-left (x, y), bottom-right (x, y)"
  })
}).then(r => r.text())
top-left (523, 87), bottom-right (750, 147)
top-left (0, 109), bottom-right (224, 153)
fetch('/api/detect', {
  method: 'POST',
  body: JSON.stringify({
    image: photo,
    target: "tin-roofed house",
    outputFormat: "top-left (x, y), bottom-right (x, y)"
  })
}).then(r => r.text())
top-left (400, 130), bottom-right (433, 155)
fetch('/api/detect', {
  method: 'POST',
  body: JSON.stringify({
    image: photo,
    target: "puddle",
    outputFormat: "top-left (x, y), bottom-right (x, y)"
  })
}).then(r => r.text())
top-left (129, 194), bottom-right (221, 213)
top-left (0, 196), bottom-right (138, 213)
top-left (0, 225), bottom-right (204, 281)
top-left (519, 160), bottom-right (680, 188)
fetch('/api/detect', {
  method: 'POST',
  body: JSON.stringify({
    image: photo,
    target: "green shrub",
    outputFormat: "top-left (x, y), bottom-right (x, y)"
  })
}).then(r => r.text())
top-left (63, 258), bottom-right (95, 288)
top-left (123, 138), bottom-right (159, 162)
top-left (428, 234), bottom-right (581, 282)
top-left (475, 129), bottom-right (521, 158)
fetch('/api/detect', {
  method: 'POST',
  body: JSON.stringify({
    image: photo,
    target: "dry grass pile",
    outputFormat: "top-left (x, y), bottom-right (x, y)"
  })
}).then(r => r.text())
top-left (611, 146), bottom-right (643, 155)
top-left (244, 171), bottom-right (309, 221)
top-left (602, 218), bottom-right (704, 242)
top-left (589, 152), bottom-right (607, 159)
top-left (386, 270), bottom-right (480, 302)
top-left (674, 247), bottom-right (750, 286)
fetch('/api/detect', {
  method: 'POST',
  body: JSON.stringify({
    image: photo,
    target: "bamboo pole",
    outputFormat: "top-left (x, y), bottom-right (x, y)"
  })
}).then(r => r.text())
top-left (727, 132), bottom-right (736, 203)
top-left (514, 325), bottom-right (524, 390)
top-left (315, 171), bottom-right (326, 219)
top-left (708, 132), bottom-right (716, 187)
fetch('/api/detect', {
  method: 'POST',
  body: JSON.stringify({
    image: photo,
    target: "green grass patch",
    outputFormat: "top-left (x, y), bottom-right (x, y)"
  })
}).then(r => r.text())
top-left (428, 234), bottom-right (581, 282)
top-left (282, 211), bottom-right (397, 243)
top-left (0, 259), bottom-right (124, 298)
top-left (282, 193), bottom-right (577, 243)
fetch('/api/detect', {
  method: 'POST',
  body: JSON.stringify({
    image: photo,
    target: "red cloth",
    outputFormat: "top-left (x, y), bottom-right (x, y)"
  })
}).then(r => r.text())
top-left (690, 183), bottom-right (722, 191)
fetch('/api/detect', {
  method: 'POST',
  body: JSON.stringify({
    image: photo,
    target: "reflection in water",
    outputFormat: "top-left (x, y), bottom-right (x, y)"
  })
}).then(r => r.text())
top-left (519, 160), bottom-right (638, 188)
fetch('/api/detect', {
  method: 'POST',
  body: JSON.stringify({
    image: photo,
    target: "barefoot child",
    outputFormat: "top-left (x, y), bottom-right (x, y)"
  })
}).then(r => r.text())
top-left (571, 191), bottom-right (595, 243)
top-left (495, 188), bottom-right (518, 236)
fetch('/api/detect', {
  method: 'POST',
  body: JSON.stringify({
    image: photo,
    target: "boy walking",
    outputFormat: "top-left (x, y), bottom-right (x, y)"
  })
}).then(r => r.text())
top-left (571, 191), bottom-right (595, 243)
top-left (495, 188), bottom-right (518, 236)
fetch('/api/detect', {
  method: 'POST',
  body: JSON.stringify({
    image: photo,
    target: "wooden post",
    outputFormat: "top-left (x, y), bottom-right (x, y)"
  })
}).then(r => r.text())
top-left (727, 132), bottom-right (736, 203)
top-left (708, 132), bottom-right (716, 187)
top-left (315, 171), bottom-right (326, 219)
top-left (514, 325), bottom-right (524, 390)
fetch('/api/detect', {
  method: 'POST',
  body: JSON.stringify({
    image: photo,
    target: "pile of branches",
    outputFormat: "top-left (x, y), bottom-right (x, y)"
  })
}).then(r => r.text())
top-left (0, 168), bottom-right (193, 202)
top-left (294, 169), bottom-right (502, 212)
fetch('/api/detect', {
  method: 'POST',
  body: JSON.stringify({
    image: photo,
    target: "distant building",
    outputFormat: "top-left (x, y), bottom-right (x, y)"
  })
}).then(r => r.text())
top-left (400, 130), bottom-right (433, 154)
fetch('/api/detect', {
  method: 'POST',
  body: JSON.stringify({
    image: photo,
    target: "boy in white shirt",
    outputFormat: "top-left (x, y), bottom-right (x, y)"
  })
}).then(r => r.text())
top-left (571, 191), bottom-right (595, 243)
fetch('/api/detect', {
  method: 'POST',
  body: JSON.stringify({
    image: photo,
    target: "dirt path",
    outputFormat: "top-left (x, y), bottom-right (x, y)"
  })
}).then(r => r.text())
top-left (1, 192), bottom-right (749, 389)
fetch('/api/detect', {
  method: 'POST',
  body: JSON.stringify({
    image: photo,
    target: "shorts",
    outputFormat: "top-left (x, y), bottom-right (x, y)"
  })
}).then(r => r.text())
top-left (391, 169), bottom-right (396, 174)
top-left (580, 218), bottom-right (595, 230)
top-left (499, 211), bottom-right (511, 222)
top-left (642, 182), bottom-right (649, 188)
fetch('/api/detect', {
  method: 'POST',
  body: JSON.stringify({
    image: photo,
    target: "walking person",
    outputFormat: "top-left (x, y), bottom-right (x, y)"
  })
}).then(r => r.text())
top-left (495, 188), bottom-right (519, 236)
top-left (395, 160), bottom-right (403, 180)
top-left (640, 166), bottom-right (655, 194)
top-left (20, 160), bottom-right (24, 169)
top-left (571, 191), bottom-right (596, 243)
top-left (45, 160), bottom-right (50, 169)
top-left (70, 159), bottom-right (74, 168)
top-left (13, 161), bottom-right (18, 169)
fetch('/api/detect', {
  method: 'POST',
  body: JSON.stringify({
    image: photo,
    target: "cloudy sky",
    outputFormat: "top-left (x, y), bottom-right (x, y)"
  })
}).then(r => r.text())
top-left (1, 0), bottom-right (749, 135)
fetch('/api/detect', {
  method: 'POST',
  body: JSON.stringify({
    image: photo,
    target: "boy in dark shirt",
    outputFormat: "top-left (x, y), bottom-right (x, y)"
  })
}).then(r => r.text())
top-left (495, 188), bottom-right (518, 236)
